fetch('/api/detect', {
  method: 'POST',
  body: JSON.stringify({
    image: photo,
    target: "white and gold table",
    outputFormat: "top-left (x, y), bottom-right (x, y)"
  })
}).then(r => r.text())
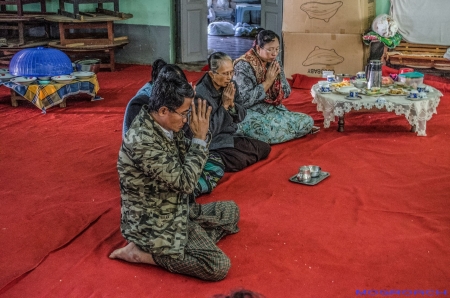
top-left (311, 84), bottom-right (442, 136)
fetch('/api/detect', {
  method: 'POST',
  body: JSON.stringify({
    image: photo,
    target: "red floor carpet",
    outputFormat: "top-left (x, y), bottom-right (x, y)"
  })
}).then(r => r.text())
top-left (0, 65), bottom-right (449, 298)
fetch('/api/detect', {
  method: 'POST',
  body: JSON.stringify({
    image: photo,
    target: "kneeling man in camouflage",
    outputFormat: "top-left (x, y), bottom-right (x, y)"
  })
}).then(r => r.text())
top-left (110, 65), bottom-right (240, 281)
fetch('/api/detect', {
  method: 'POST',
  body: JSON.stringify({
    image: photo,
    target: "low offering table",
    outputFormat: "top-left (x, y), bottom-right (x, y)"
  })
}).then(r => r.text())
top-left (311, 83), bottom-right (442, 136)
top-left (1, 75), bottom-right (100, 113)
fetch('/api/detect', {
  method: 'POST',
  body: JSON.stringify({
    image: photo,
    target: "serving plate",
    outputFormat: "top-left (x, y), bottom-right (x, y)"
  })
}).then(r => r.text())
top-left (361, 89), bottom-right (388, 96)
top-left (11, 76), bottom-right (37, 85)
top-left (71, 71), bottom-right (94, 79)
top-left (51, 75), bottom-right (75, 84)
top-left (289, 171), bottom-right (330, 186)
top-left (0, 68), bottom-right (9, 74)
top-left (0, 72), bottom-right (15, 82)
top-left (335, 86), bottom-right (359, 95)
top-left (331, 82), bottom-right (353, 88)
top-left (385, 88), bottom-right (408, 96)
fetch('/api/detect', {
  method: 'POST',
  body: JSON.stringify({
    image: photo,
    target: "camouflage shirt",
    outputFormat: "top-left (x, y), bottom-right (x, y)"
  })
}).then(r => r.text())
top-left (117, 106), bottom-right (209, 259)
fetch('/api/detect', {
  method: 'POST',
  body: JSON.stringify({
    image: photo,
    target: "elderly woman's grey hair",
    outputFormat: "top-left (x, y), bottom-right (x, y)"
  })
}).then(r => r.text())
top-left (208, 52), bottom-right (233, 73)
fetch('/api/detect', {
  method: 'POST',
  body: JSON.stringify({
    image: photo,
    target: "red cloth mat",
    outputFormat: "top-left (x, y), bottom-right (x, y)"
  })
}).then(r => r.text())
top-left (1, 65), bottom-right (449, 297)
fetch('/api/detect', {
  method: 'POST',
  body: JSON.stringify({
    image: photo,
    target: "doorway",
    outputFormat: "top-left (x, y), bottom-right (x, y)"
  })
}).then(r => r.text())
top-left (177, 0), bottom-right (283, 64)
top-left (207, 0), bottom-right (261, 59)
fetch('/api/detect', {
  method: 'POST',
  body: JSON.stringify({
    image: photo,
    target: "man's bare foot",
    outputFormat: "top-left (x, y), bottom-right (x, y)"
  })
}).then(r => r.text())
top-left (109, 242), bottom-right (157, 265)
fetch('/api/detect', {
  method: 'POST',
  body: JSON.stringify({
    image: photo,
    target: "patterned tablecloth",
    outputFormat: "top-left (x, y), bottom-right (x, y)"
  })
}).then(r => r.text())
top-left (1, 75), bottom-right (100, 113)
top-left (311, 84), bottom-right (442, 136)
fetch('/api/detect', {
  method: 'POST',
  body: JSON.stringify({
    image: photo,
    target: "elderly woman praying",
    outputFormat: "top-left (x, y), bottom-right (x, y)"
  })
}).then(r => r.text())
top-left (195, 51), bottom-right (271, 172)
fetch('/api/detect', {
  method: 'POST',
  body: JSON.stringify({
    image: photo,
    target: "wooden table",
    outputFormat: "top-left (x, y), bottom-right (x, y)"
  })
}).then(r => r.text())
top-left (49, 40), bottom-right (128, 72)
top-left (0, 14), bottom-right (49, 46)
top-left (1, 75), bottom-right (100, 112)
top-left (58, 0), bottom-right (119, 19)
top-left (0, 0), bottom-right (46, 16)
top-left (44, 13), bottom-right (130, 71)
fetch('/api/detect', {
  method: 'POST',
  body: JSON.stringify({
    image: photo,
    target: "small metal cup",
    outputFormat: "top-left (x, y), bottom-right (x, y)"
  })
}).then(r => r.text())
top-left (297, 166), bottom-right (311, 182)
top-left (308, 165), bottom-right (322, 178)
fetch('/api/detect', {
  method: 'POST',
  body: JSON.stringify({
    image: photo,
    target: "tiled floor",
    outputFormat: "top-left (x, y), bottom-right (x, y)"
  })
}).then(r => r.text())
top-left (208, 35), bottom-right (254, 60)
top-left (178, 35), bottom-right (254, 71)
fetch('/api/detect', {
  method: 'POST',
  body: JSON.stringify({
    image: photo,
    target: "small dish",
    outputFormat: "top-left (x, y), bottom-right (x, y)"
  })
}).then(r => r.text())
top-left (345, 95), bottom-right (362, 100)
top-left (318, 90), bottom-right (332, 94)
top-left (0, 68), bottom-right (9, 74)
top-left (11, 76), bottom-right (37, 85)
top-left (0, 72), bottom-right (15, 82)
top-left (362, 89), bottom-right (388, 96)
top-left (71, 71), bottom-right (94, 79)
top-left (38, 76), bottom-right (51, 80)
top-left (331, 82), bottom-right (353, 88)
top-left (51, 75), bottom-right (75, 84)
top-left (336, 86), bottom-right (359, 95)
top-left (386, 88), bottom-right (408, 96)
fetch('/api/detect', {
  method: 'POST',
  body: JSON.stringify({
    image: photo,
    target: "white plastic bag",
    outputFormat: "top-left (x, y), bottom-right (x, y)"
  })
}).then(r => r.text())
top-left (216, 0), bottom-right (228, 9)
top-left (208, 21), bottom-right (235, 36)
top-left (372, 14), bottom-right (398, 38)
top-left (207, 7), bottom-right (216, 23)
top-left (444, 48), bottom-right (450, 60)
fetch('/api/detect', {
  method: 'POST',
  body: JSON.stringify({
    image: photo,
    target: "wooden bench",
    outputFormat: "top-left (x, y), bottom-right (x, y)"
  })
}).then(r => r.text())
top-left (58, 0), bottom-right (119, 19)
top-left (387, 41), bottom-right (450, 71)
top-left (0, 14), bottom-right (49, 46)
top-left (0, 0), bottom-right (46, 16)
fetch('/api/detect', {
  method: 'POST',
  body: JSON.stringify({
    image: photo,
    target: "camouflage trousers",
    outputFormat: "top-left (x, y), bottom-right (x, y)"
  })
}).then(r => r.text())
top-left (153, 200), bottom-right (239, 281)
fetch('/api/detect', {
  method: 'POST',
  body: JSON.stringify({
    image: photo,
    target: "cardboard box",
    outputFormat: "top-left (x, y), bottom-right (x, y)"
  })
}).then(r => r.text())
top-left (282, 0), bottom-right (375, 34)
top-left (283, 32), bottom-right (365, 78)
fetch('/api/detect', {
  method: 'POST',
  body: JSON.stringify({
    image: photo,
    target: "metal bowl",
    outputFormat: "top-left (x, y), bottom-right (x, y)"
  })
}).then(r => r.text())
top-left (335, 74), bottom-right (353, 82)
top-left (308, 165), bottom-right (321, 178)
top-left (74, 59), bottom-right (101, 74)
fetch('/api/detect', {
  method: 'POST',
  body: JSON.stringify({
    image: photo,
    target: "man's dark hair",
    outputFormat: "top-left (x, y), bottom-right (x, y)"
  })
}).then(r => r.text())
top-left (148, 64), bottom-right (194, 112)
top-left (211, 289), bottom-right (266, 298)
top-left (156, 64), bottom-right (188, 82)
top-left (150, 58), bottom-right (167, 83)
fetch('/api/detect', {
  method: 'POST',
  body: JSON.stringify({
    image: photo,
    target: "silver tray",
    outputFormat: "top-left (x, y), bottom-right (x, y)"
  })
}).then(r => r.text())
top-left (289, 171), bottom-right (330, 186)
